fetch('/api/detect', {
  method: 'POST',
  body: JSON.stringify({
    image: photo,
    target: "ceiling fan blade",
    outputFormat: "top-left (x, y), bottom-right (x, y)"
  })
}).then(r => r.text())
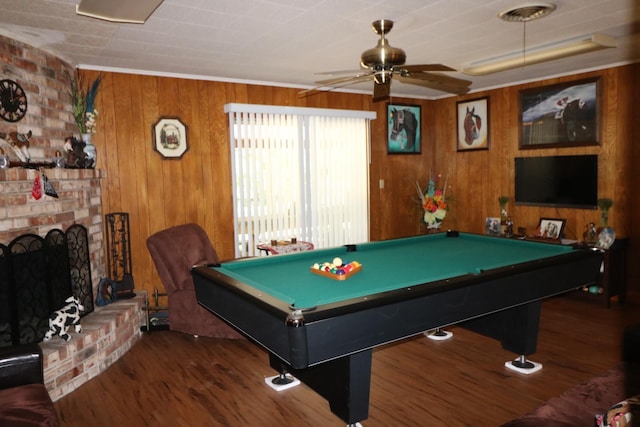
top-left (299, 74), bottom-right (373, 97)
top-left (402, 71), bottom-right (472, 88)
top-left (402, 64), bottom-right (456, 72)
top-left (314, 73), bottom-right (373, 86)
top-left (397, 75), bottom-right (470, 95)
top-left (316, 69), bottom-right (365, 76)
top-left (373, 80), bottom-right (391, 102)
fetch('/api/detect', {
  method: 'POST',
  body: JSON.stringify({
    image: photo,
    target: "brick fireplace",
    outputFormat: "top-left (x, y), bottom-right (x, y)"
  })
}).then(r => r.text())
top-left (0, 167), bottom-right (145, 401)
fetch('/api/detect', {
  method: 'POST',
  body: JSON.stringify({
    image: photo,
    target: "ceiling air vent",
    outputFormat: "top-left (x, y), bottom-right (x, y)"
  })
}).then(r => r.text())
top-left (498, 3), bottom-right (557, 22)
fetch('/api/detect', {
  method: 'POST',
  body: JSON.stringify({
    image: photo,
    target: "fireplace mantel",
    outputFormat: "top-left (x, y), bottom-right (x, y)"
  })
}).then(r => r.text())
top-left (0, 167), bottom-right (107, 285)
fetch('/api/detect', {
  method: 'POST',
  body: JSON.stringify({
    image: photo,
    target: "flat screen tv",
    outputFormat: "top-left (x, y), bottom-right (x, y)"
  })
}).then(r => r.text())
top-left (514, 155), bottom-right (598, 209)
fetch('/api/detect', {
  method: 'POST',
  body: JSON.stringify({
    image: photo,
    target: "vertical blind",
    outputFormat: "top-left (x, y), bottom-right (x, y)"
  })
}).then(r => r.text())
top-left (224, 103), bottom-right (376, 257)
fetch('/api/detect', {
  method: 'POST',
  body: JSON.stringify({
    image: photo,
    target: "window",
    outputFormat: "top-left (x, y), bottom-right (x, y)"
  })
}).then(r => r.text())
top-left (225, 103), bottom-right (376, 257)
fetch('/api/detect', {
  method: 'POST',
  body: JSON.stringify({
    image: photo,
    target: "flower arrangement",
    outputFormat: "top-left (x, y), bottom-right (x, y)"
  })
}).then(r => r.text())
top-left (416, 173), bottom-right (450, 229)
top-left (70, 72), bottom-right (102, 135)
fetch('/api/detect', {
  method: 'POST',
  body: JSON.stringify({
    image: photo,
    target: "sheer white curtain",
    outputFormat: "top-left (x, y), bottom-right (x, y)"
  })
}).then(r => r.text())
top-left (225, 103), bottom-right (375, 257)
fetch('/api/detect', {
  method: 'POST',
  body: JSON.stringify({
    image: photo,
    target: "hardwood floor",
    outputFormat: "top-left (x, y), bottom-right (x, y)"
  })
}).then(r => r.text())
top-left (54, 292), bottom-right (640, 427)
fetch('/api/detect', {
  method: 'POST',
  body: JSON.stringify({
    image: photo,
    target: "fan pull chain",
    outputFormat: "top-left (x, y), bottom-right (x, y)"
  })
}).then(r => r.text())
top-left (522, 21), bottom-right (527, 67)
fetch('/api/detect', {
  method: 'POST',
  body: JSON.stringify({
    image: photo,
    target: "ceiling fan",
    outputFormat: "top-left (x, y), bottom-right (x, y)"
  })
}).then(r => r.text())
top-left (303, 20), bottom-right (472, 101)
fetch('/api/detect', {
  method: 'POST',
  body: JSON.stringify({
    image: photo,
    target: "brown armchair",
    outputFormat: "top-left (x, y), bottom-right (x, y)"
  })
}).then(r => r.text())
top-left (146, 224), bottom-right (243, 339)
top-left (0, 344), bottom-right (59, 426)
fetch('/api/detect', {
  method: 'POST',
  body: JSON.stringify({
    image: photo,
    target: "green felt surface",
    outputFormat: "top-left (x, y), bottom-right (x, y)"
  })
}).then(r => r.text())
top-left (213, 233), bottom-right (574, 309)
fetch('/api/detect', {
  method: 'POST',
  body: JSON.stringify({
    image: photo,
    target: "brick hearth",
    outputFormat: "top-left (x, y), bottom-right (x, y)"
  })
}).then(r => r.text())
top-left (42, 296), bottom-right (145, 401)
top-left (1, 167), bottom-right (145, 400)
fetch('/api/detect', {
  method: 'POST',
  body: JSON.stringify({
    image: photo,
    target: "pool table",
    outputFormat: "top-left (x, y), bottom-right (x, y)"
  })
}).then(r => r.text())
top-left (192, 232), bottom-right (602, 425)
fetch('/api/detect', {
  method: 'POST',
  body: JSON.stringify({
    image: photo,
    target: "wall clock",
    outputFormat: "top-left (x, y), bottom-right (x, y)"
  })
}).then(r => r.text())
top-left (0, 79), bottom-right (28, 122)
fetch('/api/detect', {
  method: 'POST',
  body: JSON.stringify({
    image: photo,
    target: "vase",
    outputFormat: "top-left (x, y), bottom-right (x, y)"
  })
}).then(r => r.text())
top-left (424, 221), bottom-right (442, 234)
top-left (499, 203), bottom-right (508, 235)
top-left (598, 227), bottom-right (615, 249)
top-left (81, 133), bottom-right (96, 168)
top-left (596, 206), bottom-right (615, 249)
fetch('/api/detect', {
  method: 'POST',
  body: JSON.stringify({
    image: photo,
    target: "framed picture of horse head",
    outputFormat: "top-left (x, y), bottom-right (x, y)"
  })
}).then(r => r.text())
top-left (457, 97), bottom-right (489, 151)
top-left (387, 103), bottom-right (421, 154)
top-left (519, 77), bottom-right (600, 149)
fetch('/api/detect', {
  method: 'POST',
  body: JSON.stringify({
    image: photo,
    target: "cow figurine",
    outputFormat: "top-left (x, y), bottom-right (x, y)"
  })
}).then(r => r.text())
top-left (44, 296), bottom-right (85, 341)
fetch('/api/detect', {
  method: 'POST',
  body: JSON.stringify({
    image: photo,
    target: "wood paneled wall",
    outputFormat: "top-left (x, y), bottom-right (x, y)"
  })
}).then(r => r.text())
top-left (87, 64), bottom-right (638, 298)
top-left (435, 67), bottom-right (634, 240)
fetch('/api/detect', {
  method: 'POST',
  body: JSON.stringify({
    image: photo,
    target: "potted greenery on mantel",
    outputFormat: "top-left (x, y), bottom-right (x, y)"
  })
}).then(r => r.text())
top-left (69, 71), bottom-right (101, 168)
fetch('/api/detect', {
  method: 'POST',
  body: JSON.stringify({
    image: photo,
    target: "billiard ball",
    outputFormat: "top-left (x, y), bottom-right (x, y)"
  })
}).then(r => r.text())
top-left (333, 257), bottom-right (343, 266)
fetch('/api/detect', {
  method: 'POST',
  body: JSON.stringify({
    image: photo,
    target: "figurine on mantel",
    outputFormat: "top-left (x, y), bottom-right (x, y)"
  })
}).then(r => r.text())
top-left (0, 130), bottom-right (32, 164)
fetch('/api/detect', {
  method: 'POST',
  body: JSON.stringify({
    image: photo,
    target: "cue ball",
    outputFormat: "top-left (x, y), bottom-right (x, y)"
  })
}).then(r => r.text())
top-left (333, 257), bottom-right (343, 267)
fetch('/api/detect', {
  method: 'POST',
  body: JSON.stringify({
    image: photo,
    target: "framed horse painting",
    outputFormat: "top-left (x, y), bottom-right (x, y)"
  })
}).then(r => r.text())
top-left (519, 77), bottom-right (600, 149)
top-left (457, 97), bottom-right (489, 151)
top-left (387, 103), bottom-right (421, 154)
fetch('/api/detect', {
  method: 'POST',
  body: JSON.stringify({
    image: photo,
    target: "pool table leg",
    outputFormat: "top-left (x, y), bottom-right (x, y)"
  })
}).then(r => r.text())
top-left (425, 327), bottom-right (453, 340)
top-left (461, 300), bottom-right (543, 373)
top-left (505, 354), bottom-right (543, 374)
top-left (269, 349), bottom-right (372, 425)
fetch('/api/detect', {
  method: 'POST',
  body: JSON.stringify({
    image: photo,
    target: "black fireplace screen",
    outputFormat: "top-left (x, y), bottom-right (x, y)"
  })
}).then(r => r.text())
top-left (0, 225), bottom-right (94, 347)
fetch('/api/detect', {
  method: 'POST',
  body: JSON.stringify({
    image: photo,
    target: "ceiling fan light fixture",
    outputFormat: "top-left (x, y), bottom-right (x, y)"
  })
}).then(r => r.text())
top-left (461, 33), bottom-right (616, 76)
top-left (360, 36), bottom-right (406, 68)
top-left (76, 0), bottom-right (164, 23)
top-left (360, 46), bottom-right (406, 68)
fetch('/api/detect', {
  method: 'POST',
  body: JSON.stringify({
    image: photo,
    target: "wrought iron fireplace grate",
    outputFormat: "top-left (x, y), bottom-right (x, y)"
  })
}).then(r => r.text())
top-left (0, 225), bottom-right (94, 347)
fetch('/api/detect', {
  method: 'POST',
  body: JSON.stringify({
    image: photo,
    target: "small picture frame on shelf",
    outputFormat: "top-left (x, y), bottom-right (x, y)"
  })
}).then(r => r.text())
top-left (485, 217), bottom-right (500, 235)
top-left (537, 217), bottom-right (566, 240)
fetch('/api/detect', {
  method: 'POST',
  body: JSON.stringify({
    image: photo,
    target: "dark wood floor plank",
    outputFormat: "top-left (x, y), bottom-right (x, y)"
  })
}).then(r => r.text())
top-left (55, 292), bottom-right (640, 426)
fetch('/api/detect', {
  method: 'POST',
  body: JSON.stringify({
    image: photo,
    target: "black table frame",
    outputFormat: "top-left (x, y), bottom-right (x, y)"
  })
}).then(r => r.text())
top-left (193, 242), bottom-right (601, 425)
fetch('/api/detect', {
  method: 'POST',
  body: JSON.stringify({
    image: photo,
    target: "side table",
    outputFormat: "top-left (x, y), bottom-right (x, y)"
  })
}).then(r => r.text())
top-left (599, 238), bottom-right (628, 307)
top-left (257, 240), bottom-right (314, 256)
top-left (584, 238), bottom-right (628, 307)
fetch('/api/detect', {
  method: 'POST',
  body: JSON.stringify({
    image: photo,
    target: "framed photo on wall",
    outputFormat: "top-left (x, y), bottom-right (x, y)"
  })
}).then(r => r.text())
top-left (519, 78), bottom-right (600, 149)
top-left (152, 117), bottom-right (189, 159)
top-left (457, 97), bottom-right (489, 151)
top-left (387, 103), bottom-right (421, 154)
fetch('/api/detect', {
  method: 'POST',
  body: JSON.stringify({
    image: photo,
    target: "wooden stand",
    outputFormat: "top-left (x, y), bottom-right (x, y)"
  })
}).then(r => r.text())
top-left (141, 288), bottom-right (169, 332)
top-left (599, 238), bottom-right (628, 307)
top-left (575, 238), bottom-right (628, 307)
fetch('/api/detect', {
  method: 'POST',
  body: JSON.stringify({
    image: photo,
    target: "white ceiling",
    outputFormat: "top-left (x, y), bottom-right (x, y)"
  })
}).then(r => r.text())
top-left (1, 0), bottom-right (639, 99)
